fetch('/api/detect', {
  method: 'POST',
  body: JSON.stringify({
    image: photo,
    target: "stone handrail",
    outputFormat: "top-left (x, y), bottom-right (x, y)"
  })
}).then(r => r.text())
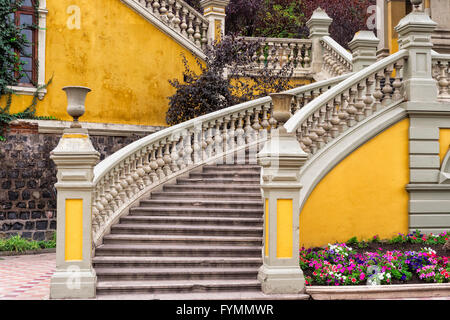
top-left (133, 0), bottom-right (209, 50)
top-left (432, 51), bottom-right (450, 100)
top-left (321, 36), bottom-right (353, 77)
top-left (91, 74), bottom-right (350, 245)
top-left (241, 37), bottom-right (313, 76)
top-left (284, 49), bottom-right (409, 156)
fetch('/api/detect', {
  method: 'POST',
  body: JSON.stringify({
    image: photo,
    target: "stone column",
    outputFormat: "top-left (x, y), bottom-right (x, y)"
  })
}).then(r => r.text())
top-left (306, 7), bottom-right (333, 74)
top-left (349, 31), bottom-right (380, 72)
top-left (396, 0), bottom-right (437, 102)
top-left (257, 93), bottom-right (308, 294)
top-left (200, 0), bottom-right (230, 44)
top-left (50, 87), bottom-right (100, 299)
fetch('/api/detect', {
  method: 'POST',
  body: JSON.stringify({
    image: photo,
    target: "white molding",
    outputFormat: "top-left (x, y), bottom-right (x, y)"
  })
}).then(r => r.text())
top-left (120, 0), bottom-right (207, 60)
top-left (19, 119), bottom-right (166, 136)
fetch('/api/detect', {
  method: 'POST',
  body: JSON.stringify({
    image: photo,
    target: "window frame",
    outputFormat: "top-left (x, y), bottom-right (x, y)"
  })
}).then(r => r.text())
top-left (13, 2), bottom-right (38, 86)
top-left (7, 0), bottom-right (48, 100)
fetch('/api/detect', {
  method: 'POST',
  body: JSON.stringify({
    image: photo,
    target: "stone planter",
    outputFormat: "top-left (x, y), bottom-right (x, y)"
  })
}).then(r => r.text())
top-left (306, 283), bottom-right (450, 300)
top-left (0, 248), bottom-right (56, 257)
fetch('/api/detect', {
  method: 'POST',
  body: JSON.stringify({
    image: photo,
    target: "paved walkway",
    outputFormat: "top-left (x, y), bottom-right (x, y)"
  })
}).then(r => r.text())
top-left (0, 253), bottom-right (56, 300)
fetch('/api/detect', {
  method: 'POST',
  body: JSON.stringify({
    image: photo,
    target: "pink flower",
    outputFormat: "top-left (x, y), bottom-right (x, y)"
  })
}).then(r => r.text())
top-left (360, 273), bottom-right (365, 281)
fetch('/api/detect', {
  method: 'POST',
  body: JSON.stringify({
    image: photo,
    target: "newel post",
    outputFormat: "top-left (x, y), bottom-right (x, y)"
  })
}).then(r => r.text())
top-left (257, 93), bottom-right (308, 294)
top-left (200, 0), bottom-right (230, 44)
top-left (50, 86), bottom-right (100, 299)
top-left (349, 31), bottom-right (380, 72)
top-left (395, 0), bottom-right (437, 102)
top-left (306, 7), bottom-right (332, 74)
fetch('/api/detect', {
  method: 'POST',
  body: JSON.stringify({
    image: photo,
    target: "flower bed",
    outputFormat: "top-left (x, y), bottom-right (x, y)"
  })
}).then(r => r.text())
top-left (300, 231), bottom-right (449, 286)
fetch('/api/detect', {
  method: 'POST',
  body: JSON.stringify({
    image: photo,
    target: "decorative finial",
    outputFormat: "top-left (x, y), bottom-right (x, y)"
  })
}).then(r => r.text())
top-left (411, 0), bottom-right (423, 12)
top-left (63, 86), bottom-right (91, 129)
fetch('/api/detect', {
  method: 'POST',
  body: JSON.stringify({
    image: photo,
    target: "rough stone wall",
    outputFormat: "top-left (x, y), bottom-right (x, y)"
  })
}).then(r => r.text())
top-left (0, 122), bottom-right (143, 241)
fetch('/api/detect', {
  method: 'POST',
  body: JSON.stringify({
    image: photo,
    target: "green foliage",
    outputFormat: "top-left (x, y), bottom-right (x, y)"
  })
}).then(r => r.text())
top-left (0, 233), bottom-right (56, 252)
top-left (0, 0), bottom-right (28, 96)
top-left (166, 35), bottom-right (294, 125)
top-left (0, 77), bottom-right (54, 141)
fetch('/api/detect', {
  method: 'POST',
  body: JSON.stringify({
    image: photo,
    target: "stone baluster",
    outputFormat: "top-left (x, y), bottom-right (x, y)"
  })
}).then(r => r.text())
top-left (149, 144), bottom-right (159, 184)
top-left (173, 2), bottom-right (182, 32)
top-left (214, 119), bottom-right (224, 159)
top-left (192, 126), bottom-right (201, 164)
top-left (364, 76), bottom-right (375, 117)
top-left (193, 16), bottom-right (202, 47)
top-left (162, 139), bottom-right (172, 176)
top-left (187, 13), bottom-right (195, 42)
top-left (152, 0), bottom-right (161, 17)
top-left (330, 97), bottom-right (341, 138)
top-left (159, 0), bottom-right (168, 23)
top-left (382, 66), bottom-right (394, 106)
top-left (373, 72), bottom-right (384, 112)
top-left (304, 43), bottom-right (311, 69)
top-left (177, 133), bottom-right (186, 170)
top-left (437, 61), bottom-right (449, 99)
top-left (355, 82), bottom-right (366, 122)
top-left (180, 6), bottom-right (188, 36)
top-left (338, 92), bottom-right (349, 133)
top-left (155, 142), bottom-right (165, 180)
top-left (142, 146), bottom-right (152, 187)
top-left (118, 162), bottom-right (129, 202)
top-left (346, 87), bottom-right (357, 127)
top-left (170, 135), bottom-right (180, 173)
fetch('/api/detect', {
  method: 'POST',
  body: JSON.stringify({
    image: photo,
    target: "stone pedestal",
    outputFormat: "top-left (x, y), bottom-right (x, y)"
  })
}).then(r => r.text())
top-left (200, 0), bottom-right (230, 43)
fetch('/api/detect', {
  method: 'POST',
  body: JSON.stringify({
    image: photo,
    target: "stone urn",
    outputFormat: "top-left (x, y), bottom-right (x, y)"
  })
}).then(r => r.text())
top-left (62, 86), bottom-right (91, 128)
top-left (270, 93), bottom-right (295, 126)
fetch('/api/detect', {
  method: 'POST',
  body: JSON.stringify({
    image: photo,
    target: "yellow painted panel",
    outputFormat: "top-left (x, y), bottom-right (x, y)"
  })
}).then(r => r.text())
top-left (3, 0), bottom-right (202, 126)
top-left (65, 199), bottom-right (83, 261)
top-left (440, 129), bottom-right (450, 164)
top-left (300, 119), bottom-right (410, 248)
top-left (387, 0), bottom-right (405, 54)
top-left (215, 19), bottom-right (222, 42)
top-left (277, 199), bottom-right (293, 258)
top-left (265, 198), bottom-right (269, 257)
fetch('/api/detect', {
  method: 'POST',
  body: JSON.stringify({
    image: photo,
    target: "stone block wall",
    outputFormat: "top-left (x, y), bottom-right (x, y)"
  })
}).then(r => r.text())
top-left (0, 122), bottom-right (144, 241)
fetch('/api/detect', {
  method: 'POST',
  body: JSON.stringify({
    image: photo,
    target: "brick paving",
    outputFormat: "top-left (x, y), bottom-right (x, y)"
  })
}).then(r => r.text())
top-left (0, 253), bottom-right (55, 300)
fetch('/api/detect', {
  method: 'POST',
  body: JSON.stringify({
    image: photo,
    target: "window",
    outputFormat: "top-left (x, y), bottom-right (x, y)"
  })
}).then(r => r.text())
top-left (11, 0), bottom-right (38, 86)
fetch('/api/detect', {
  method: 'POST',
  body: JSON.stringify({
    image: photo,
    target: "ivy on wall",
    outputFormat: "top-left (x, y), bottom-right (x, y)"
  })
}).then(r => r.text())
top-left (0, 0), bottom-right (55, 141)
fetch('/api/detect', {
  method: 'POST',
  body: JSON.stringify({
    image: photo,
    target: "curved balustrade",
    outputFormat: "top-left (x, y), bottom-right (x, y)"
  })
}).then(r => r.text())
top-left (432, 52), bottom-right (450, 100)
top-left (91, 74), bottom-right (351, 245)
top-left (135, 0), bottom-right (209, 50)
top-left (241, 37), bottom-right (313, 75)
top-left (285, 50), bottom-right (409, 157)
top-left (321, 36), bottom-right (353, 77)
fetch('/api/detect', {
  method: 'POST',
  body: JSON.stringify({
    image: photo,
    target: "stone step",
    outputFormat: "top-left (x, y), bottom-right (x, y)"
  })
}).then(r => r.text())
top-left (110, 224), bottom-right (263, 237)
top-left (163, 184), bottom-right (261, 193)
top-left (102, 234), bottom-right (263, 246)
top-left (150, 191), bottom-right (262, 200)
top-left (177, 178), bottom-right (259, 185)
top-left (120, 216), bottom-right (263, 227)
top-left (95, 267), bottom-right (258, 281)
top-left (189, 172), bottom-right (260, 179)
top-left (129, 207), bottom-right (263, 218)
top-left (202, 165), bottom-right (261, 172)
top-left (95, 292), bottom-right (310, 300)
top-left (96, 279), bottom-right (262, 295)
top-left (139, 199), bottom-right (263, 209)
top-left (92, 256), bottom-right (262, 269)
top-left (95, 244), bottom-right (262, 257)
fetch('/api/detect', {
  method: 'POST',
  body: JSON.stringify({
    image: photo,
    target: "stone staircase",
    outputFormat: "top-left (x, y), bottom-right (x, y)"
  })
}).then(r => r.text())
top-left (93, 162), bottom-right (269, 299)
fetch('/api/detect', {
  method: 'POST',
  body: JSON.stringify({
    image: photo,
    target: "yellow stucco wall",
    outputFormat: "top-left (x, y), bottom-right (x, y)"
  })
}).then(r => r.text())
top-left (439, 128), bottom-right (450, 164)
top-left (3, 0), bottom-right (201, 126)
top-left (299, 119), bottom-right (410, 248)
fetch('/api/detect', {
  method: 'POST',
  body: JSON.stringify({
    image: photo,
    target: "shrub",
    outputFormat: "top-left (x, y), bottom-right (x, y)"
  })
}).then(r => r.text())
top-left (166, 35), bottom-right (294, 125)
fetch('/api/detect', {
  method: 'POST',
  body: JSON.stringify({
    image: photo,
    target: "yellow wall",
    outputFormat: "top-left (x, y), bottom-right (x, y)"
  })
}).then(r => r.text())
top-left (387, 0), bottom-right (406, 54)
top-left (440, 128), bottom-right (450, 164)
top-left (3, 0), bottom-right (201, 126)
top-left (299, 119), bottom-right (410, 248)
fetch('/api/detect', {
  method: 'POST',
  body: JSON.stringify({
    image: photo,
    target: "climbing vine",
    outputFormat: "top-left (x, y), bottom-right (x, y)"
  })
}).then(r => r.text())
top-left (0, 0), bottom-right (55, 141)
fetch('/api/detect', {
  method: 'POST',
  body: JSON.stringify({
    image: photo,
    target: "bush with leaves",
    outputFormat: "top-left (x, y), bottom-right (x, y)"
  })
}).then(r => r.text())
top-left (166, 35), bottom-right (294, 125)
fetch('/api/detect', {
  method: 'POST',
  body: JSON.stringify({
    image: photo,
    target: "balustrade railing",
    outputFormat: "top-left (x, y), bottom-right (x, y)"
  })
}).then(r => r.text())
top-left (284, 50), bottom-right (409, 157)
top-left (90, 74), bottom-right (350, 245)
top-left (135, 0), bottom-right (209, 50)
top-left (432, 52), bottom-right (450, 100)
top-left (321, 36), bottom-right (353, 77)
top-left (241, 37), bottom-right (313, 76)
